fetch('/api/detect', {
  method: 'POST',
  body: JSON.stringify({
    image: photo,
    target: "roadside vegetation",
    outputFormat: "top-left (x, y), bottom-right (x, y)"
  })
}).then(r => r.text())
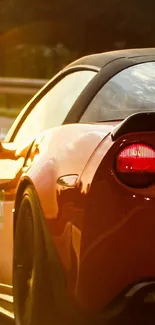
top-left (0, 0), bottom-right (154, 118)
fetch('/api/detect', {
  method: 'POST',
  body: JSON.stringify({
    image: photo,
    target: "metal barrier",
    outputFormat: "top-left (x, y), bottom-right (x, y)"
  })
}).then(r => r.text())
top-left (0, 77), bottom-right (48, 95)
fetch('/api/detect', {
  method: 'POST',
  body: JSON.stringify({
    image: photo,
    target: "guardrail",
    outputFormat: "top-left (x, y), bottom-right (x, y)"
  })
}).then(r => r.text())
top-left (0, 77), bottom-right (48, 119)
top-left (0, 77), bottom-right (48, 95)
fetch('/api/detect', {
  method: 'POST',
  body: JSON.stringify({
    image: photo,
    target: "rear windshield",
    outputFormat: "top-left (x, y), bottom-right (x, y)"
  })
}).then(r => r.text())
top-left (80, 61), bottom-right (155, 122)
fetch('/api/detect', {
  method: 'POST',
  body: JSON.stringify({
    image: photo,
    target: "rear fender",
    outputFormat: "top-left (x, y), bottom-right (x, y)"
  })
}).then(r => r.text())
top-left (15, 157), bottom-right (58, 222)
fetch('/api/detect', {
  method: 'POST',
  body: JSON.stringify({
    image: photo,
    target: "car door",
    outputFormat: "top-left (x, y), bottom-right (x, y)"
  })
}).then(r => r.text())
top-left (0, 68), bottom-right (97, 302)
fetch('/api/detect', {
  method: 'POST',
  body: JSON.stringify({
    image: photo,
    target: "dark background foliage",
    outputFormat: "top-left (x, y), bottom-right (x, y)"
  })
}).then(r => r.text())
top-left (0, 0), bottom-right (154, 78)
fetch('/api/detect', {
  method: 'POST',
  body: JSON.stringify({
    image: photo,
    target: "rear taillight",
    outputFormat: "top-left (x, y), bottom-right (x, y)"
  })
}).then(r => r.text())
top-left (116, 144), bottom-right (155, 187)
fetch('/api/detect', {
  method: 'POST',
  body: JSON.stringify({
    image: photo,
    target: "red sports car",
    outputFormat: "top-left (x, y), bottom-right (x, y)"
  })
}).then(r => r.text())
top-left (1, 49), bottom-right (155, 324)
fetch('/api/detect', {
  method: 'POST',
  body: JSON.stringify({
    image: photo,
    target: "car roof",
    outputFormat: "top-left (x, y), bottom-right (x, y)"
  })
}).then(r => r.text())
top-left (68, 48), bottom-right (155, 69)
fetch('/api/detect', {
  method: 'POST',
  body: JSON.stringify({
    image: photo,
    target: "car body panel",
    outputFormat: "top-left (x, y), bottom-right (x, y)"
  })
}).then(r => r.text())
top-left (20, 123), bottom-right (115, 271)
top-left (21, 129), bottom-right (155, 313)
top-left (74, 131), bottom-right (155, 311)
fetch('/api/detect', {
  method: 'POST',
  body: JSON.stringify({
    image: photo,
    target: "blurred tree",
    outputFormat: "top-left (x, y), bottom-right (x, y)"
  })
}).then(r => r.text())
top-left (0, 0), bottom-right (154, 78)
top-left (0, 40), bottom-right (78, 78)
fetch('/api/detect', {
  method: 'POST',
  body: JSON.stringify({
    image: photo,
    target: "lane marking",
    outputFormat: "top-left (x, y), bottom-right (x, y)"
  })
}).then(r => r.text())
top-left (0, 307), bottom-right (14, 319)
top-left (0, 294), bottom-right (13, 303)
top-left (0, 283), bottom-right (12, 289)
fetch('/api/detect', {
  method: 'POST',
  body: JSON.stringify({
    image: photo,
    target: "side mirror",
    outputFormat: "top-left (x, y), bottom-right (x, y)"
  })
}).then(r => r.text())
top-left (0, 141), bottom-right (32, 160)
top-left (0, 140), bottom-right (33, 186)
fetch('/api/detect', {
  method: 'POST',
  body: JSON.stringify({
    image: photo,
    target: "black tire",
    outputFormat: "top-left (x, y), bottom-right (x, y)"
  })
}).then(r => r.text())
top-left (13, 185), bottom-right (76, 325)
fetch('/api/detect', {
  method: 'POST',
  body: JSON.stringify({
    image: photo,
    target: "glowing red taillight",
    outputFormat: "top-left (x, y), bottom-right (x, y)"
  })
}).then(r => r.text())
top-left (116, 144), bottom-right (155, 187)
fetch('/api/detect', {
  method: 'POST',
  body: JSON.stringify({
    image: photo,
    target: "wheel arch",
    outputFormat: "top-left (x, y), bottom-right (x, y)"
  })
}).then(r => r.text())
top-left (14, 177), bottom-right (35, 235)
top-left (13, 177), bottom-right (79, 321)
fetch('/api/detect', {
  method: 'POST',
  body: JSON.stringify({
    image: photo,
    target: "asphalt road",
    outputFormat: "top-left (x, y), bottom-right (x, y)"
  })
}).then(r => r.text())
top-left (0, 315), bottom-right (14, 325)
top-left (0, 116), bottom-right (14, 325)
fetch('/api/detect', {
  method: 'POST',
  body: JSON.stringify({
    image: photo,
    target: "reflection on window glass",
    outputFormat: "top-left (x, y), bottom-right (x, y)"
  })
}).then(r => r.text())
top-left (80, 62), bottom-right (155, 122)
top-left (13, 70), bottom-right (96, 146)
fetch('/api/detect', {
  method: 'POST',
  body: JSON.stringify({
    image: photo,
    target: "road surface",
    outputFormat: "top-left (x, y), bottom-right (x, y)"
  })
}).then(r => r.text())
top-left (0, 315), bottom-right (14, 325)
top-left (0, 117), bottom-right (14, 324)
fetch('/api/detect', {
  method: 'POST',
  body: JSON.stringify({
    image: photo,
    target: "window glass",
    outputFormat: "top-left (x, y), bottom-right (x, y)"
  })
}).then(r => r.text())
top-left (80, 62), bottom-right (155, 122)
top-left (13, 70), bottom-right (96, 146)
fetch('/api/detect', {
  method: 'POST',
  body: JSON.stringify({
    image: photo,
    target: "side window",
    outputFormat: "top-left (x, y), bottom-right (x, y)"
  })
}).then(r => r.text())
top-left (80, 62), bottom-right (155, 123)
top-left (13, 70), bottom-right (96, 146)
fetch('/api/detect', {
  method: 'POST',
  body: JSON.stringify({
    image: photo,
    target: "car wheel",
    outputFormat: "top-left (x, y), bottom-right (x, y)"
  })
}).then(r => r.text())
top-left (13, 185), bottom-right (73, 325)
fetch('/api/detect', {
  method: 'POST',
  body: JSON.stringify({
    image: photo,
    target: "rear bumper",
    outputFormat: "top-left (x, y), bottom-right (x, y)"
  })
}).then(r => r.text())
top-left (76, 204), bottom-right (155, 312)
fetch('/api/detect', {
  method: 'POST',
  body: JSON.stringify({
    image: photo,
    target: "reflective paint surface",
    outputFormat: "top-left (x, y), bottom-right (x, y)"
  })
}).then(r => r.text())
top-left (25, 129), bottom-right (155, 312)
top-left (1, 52), bottom-right (155, 318)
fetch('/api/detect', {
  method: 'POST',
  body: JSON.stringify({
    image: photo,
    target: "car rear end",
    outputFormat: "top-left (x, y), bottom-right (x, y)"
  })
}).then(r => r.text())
top-left (76, 112), bottom-right (155, 321)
